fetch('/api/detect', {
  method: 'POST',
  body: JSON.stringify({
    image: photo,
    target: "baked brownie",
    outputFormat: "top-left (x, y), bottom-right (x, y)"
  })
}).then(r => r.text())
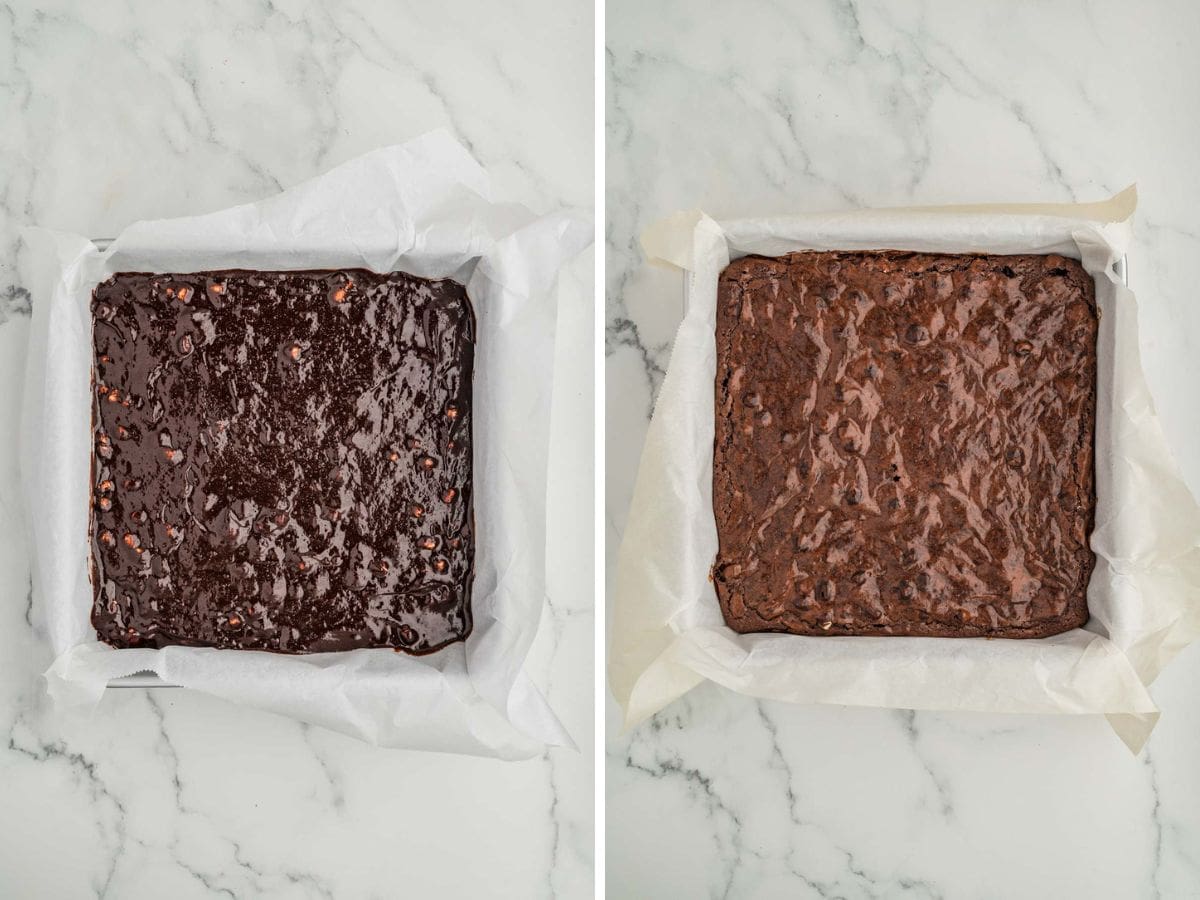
top-left (90, 269), bottom-right (474, 654)
top-left (712, 251), bottom-right (1096, 638)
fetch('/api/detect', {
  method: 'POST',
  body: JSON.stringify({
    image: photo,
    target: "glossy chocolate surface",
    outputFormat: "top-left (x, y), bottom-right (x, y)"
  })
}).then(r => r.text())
top-left (90, 269), bottom-right (474, 654)
top-left (713, 251), bottom-right (1096, 638)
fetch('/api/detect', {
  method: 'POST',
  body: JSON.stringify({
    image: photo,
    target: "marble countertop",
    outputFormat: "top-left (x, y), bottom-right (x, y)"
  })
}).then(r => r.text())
top-left (0, 1), bottom-right (593, 898)
top-left (606, 1), bottom-right (1200, 897)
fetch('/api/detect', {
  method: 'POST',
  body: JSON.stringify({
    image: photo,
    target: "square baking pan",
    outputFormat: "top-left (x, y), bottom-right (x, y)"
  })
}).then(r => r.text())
top-left (681, 248), bottom-right (1128, 638)
top-left (93, 241), bottom-right (479, 688)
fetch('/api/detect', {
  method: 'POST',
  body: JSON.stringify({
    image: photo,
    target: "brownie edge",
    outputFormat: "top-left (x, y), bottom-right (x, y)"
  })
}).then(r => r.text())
top-left (90, 269), bottom-right (474, 655)
top-left (712, 251), bottom-right (1096, 639)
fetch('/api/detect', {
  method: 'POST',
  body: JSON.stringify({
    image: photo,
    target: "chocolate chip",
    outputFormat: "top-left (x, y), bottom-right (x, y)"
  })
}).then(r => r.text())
top-left (905, 324), bottom-right (929, 344)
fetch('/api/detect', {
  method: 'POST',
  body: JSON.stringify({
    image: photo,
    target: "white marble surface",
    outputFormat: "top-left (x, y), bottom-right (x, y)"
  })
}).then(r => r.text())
top-left (0, 1), bottom-right (593, 897)
top-left (606, 1), bottom-right (1200, 897)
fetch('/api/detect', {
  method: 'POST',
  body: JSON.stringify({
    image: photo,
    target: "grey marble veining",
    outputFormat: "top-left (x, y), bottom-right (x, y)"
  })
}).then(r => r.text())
top-left (605, 1), bottom-right (1200, 896)
top-left (0, 1), bottom-right (593, 897)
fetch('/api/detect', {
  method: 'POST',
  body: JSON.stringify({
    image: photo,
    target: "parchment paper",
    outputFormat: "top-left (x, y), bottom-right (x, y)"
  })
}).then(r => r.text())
top-left (610, 188), bottom-right (1200, 753)
top-left (20, 130), bottom-right (591, 760)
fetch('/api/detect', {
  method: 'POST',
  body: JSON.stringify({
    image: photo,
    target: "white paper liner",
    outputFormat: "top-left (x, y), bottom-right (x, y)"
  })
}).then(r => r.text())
top-left (610, 189), bottom-right (1200, 753)
top-left (20, 131), bottom-right (591, 760)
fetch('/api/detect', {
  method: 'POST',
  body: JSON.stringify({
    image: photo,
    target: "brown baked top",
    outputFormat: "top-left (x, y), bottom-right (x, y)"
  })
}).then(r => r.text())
top-left (90, 269), bottom-right (474, 654)
top-left (712, 251), bottom-right (1096, 638)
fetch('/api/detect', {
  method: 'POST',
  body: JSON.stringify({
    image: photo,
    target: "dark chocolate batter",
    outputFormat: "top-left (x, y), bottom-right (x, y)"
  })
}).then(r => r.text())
top-left (90, 269), bottom-right (474, 654)
top-left (713, 251), bottom-right (1096, 638)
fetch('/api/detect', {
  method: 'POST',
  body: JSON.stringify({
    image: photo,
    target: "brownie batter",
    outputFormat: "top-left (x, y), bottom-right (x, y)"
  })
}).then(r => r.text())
top-left (713, 251), bottom-right (1096, 638)
top-left (90, 269), bottom-right (474, 654)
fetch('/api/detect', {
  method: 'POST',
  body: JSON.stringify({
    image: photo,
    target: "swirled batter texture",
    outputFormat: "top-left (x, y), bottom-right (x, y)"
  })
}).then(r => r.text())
top-left (90, 269), bottom-right (474, 654)
top-left (713, 252), bottom-right (1096, 638)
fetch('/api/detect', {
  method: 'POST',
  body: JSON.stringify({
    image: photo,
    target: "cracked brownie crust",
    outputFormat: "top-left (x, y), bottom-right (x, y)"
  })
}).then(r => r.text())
top-left (713, 251), bottom-right (1096, 638)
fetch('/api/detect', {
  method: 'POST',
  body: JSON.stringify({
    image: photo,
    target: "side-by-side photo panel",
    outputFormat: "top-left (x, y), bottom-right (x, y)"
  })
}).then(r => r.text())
top-left (606, 1), bottom-right (1200, 898)
top-left (2, 1), bottom-right (595, 898)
